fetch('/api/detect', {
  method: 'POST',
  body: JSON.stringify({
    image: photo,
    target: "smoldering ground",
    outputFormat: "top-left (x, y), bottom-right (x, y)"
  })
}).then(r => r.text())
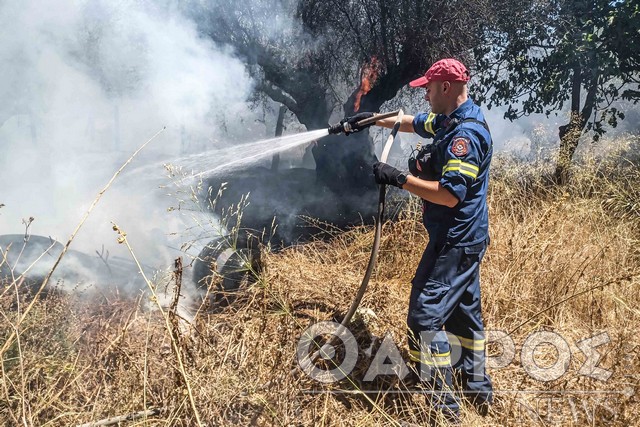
top-left (0, 0), bottom-right (271, 293)
top-left (0, 0), bottom-right (585, 298)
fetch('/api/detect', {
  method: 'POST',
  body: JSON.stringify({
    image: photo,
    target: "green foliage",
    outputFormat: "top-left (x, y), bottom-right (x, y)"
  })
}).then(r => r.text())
top-left (473, 0), bottom-right (640, 139)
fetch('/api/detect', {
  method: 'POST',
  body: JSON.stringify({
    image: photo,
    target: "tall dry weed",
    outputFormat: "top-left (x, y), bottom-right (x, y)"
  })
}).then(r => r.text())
top-left (1, 136), bottom-right (639, 426)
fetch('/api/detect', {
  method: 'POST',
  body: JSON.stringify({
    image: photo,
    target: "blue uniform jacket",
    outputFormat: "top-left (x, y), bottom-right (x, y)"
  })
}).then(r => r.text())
top-left (412, 99), bottom-right (492, 247)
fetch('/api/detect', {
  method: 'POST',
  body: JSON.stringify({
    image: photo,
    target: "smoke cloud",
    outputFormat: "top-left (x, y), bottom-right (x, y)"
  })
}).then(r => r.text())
top-left (6, 1), bottom-right (631, 292)
top-left (0, 0), bottom-right (258, 274)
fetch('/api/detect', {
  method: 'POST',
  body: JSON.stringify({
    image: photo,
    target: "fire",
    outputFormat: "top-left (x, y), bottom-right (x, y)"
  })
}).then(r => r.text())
top-left (353, 57), bottom-right (382, 112)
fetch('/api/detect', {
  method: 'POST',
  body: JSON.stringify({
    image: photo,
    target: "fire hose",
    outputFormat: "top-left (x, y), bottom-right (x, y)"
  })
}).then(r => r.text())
top-left (336, 109), bottom-right (403, 327)
top-left (297, 109), bottom-right (404, 373)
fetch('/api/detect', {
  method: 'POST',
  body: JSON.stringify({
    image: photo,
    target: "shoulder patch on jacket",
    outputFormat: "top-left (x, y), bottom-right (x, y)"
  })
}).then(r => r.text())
top-left (451, 137), bottom-right (470, 157)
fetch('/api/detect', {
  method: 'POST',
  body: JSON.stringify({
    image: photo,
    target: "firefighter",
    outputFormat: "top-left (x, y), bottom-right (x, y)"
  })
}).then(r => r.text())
top-left (343, 58), bottom-right (493, 423)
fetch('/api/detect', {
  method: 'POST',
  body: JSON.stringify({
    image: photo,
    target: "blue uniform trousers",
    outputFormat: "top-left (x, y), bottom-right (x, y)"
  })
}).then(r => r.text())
top-left (407, 238), bottom-right (493, 419)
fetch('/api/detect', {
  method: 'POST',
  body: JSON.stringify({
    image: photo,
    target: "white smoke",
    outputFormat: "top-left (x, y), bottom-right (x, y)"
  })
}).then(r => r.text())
top-left (0, 0), bottom-right (257, 272)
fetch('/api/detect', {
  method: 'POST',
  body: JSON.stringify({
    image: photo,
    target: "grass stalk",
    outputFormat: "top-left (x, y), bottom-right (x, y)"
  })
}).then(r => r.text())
top-left (0, 127), bottom-right (165, 358)
top-left (112, 225), bottom-right (203, 426)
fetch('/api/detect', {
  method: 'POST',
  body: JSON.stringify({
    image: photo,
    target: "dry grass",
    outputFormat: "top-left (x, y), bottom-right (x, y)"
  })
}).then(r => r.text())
top-left (2, 136), bottom-right (640, 426)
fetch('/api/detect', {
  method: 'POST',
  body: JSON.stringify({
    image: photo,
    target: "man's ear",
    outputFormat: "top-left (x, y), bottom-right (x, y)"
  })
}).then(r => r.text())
top-left (443, 81), bottom-right (451, 94)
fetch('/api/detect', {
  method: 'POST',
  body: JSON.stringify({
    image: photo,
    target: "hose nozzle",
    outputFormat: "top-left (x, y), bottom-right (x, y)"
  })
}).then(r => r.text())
top-left (328, 122), bottom-right (348, 135)
top-left (327, 110), bottom-right (401, 135)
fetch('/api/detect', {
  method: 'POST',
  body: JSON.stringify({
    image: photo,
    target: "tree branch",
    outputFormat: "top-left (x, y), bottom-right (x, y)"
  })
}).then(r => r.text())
top-left (580, 72), bottom-right (599, 126)
top-left (255, 81), bottom-right (299, 113)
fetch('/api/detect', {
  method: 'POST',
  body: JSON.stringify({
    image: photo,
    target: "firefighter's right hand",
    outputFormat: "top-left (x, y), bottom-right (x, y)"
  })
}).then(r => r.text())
top-left (341, 112), bottom-right (375, 135)
top-left (408, 156), bottom-right (420, 177)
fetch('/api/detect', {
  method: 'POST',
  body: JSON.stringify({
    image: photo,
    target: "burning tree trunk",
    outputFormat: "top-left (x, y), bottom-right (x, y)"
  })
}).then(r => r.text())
top-left (190, 0), bottom-right (491, 248)
top-left (193, 0), bottom-right (489, 180)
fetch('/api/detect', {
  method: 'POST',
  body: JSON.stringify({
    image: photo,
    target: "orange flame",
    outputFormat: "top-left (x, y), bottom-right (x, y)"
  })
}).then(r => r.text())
top-left (354, 57), bottom-right (382, 112)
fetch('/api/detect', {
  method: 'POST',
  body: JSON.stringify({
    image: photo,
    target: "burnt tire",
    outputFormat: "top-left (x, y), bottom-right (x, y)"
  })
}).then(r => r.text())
top-left (193, 234), bottom-right (262, 304)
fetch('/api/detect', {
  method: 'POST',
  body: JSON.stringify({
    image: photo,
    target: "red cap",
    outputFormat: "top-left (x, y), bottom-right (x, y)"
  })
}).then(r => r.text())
top-left (409, 58), bottom-right (470, 88)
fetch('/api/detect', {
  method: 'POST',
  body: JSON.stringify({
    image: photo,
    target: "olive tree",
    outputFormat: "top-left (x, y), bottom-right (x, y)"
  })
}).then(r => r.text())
top-left (474, 0), bottom-right (640, 182)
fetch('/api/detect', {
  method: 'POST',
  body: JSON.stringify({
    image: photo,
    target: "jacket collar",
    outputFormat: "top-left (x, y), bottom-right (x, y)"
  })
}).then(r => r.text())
top-left (448, 98), bottom-right (473, 120)
top-left (441, 98), bottom-right (473, 129)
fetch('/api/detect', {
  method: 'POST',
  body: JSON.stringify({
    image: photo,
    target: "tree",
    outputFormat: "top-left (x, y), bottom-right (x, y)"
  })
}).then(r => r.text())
top-left (473, 0), bottom-right (640, 182)
top-left (297, 0), bottom-right (491, 114)
top-left (186, 0), bottom-right (491, 192)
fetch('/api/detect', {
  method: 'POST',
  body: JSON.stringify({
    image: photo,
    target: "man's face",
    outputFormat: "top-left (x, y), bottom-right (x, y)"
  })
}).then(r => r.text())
top-left (423, 81), bottom-right (450, 114)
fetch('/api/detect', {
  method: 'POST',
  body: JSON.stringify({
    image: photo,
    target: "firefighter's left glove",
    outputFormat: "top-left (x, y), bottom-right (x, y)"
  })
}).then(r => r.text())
top-left (373, 161), bottom-right (408, 188)
top-left (341, 112), bottom-right (375, 135)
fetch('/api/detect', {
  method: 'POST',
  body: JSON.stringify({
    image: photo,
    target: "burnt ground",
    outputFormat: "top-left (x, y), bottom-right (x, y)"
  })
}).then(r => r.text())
top-left (204, 167), bottom-right (382, 246)
top-left (202, 134), bottom-right (405, 247)
top-left (193, 134), bottom-right (409, 295)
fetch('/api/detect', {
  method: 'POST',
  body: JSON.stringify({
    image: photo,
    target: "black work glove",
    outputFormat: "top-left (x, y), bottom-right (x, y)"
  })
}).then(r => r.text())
top-left (408, 155), bottom-right (420, 177)
top-left (373, 161), bottom-right (407, 188)
top-left (341, 112), bottom-right (375, 135)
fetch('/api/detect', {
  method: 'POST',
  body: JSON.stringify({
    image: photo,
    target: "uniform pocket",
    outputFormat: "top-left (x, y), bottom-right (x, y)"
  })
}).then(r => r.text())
top-left (459, 240), bottom-right (487, 272)
top-left (421, 280), bottom-right (451, 329)
top-left (422, 280), bottom-right (451, 305)
top-left (408, 279), bottom-right (452, 330)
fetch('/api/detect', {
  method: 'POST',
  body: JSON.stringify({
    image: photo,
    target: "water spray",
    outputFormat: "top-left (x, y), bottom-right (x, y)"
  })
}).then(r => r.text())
top-left (130, 110), bottom-right (403, 186)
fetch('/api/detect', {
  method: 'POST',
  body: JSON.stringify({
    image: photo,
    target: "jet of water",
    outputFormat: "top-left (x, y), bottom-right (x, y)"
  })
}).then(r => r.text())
top-left (127, 128), bottom-right (330, 184)
top-left (185, 128), bottom-right (329, 180)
